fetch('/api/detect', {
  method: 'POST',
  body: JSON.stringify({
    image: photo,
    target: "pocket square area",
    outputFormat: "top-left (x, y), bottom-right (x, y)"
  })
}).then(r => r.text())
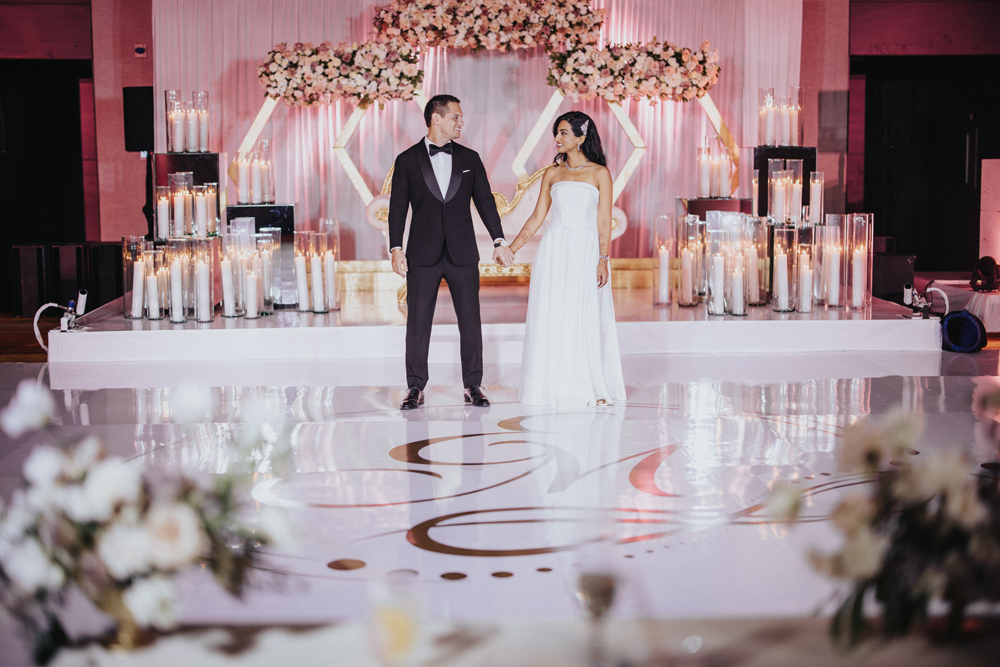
top-left (462, 169), bottom-right (470, 173)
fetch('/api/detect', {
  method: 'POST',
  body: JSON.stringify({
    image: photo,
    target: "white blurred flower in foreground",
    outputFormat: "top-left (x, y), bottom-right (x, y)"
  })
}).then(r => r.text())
top-left (766, 482), bottom-right (801, 520)
top-left (1, 380), bottom-right (56, 439)
top-left (97, 521), bottom-right (152, 581)
top-left (146, 502), bottom-right (209, 570)
top-left (62, 458), bottom-right (142, 523)
top-left (1, 537), bottom-right (64, 594)
top-left (123, 575), bottom-right (178, 630)
top-left (23, 446), bottom-right (63, 488)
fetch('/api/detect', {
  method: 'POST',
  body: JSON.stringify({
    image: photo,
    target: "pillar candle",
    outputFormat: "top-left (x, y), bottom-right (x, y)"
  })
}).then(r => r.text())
top-left (324, 252), bottom-right (337, 309)
top-left (809, 180), bottom-right (823, 224)
top-left (680, 248), bottom-right (693, 304)
top-left (170, 260), bottom-right (184, 322)
top-left (238, 160), bottom-right (250, 204)
top-left (710, 159), bottom-right (723, 198)
top-left (711, 254), bottom-right (725, 313)
top-left (799, 256), bottom-right (813, 313)
top-left (772, 181), bottom-right (786, 223)
top-left (199, 111), bottom-right (210, 152)
top-left (253, 256), bottom-right (264, 311)
top-left (657, 245), bottom-right (670, 303)
top-left (310, 254), bottom-right (325, 311)
top-left (251, 161), bottom-right (263, 204)
top-left (158, 268), bottom-right (168, 311)
top-left (170, 112), bottom-right (185, 152)
top-left (195, 260), bottom-right (211, 321)
top-left (182, 192), bottom-right (193, 234)
top-left (790, 106), bottom-right (800, 146)
top-left (260, 162), bottom-right (271, 202)
top-left (699, 157), bottom-right (711, 198)
top-left (295, 255), bottom-right (310, 311)
top-left (748, 247), bottom-right (760, 300)
top-left (789, 182), bottom-right (802, 224)
top-left (262, 249), bottom-right (273, 302)
top-left (852, 246), bottom-right (867, 307)
top-left (780, 105), bottom-right (791, 146)
top-left (156, 197), bottom-right (170, 239)
top-left (764, 106), bottom-right (776, 146)
top-left (732, 254), bottom-right (745, 315)
top-left (827, 246), bottom-right (841, 307)
top-left (775, 251), bottom-right (789, 310)
top-left (206, 191), bottom-right (217, 234)
top-left (752, 182), bottom-right (759, 217)
top-left (194, 194), bottom-right (208, 238)
top-left (220, 259), bottom-right (236, 317)
top-left (246, 272), bottom-right (258, 318)
top-left (758, 107), bottom-right (766, 145)
top-left (146, 275), bottom-right (160, 319)
top-left (173, 193), bottom-right (185, 236)
top-left (186, 110), bottom-right (198, 152)
top-left (131, 261), bottom-right (145, 318)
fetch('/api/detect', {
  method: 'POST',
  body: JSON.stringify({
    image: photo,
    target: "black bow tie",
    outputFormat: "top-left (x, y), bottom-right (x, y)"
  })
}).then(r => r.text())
top-left (429, 142), bottom-right (453, 157)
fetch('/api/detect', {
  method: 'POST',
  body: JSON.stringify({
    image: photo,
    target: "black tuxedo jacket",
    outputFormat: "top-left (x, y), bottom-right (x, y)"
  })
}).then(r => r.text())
top-left (388, 140), bottom-right (504, 267)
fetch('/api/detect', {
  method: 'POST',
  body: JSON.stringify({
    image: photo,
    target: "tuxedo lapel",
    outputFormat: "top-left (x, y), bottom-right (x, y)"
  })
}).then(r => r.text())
top-left (414, 142), bottom-right (444, 202)
top-left (443, 147), bottom-right (463, 203)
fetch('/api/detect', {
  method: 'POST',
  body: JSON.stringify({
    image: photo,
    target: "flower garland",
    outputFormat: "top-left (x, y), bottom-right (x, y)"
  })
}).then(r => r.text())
top-left (258, 1), bottom-right (719, 107)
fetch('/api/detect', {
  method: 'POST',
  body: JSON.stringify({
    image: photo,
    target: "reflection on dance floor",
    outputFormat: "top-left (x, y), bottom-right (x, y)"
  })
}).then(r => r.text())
top-left (1, 361), bottom-right (998, 623)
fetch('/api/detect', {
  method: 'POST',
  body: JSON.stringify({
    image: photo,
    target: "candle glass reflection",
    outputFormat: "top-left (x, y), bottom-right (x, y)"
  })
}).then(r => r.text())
top-left (260, 226), bottom-right (283, 305)
top-left (789, 86), bottom-right (803, 147)
top-left (697, 147), bottom-right (711, 199)
top-left (237, 154), bottom-right (252, 205)
top-left (204, 183), bottom-right (219, 236)
top-left (309, 232), bottom-right (329, 314)
top-left (751, 169), bottom-right (760, 217)
top-left (654, 213), bottom-right (674, 306)
top-left (256, 139), bottom-right (275, 204)
top-left (786, 160), bottom-right (803, 226)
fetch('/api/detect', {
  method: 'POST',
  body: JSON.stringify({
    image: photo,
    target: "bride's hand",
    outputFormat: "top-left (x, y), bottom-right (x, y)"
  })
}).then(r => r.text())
top-left (597, 258), bottom-right (609, 288)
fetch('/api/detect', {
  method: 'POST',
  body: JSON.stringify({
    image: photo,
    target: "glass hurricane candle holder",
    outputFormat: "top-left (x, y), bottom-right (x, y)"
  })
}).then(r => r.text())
top-left (745, 218), bottom-right (768, 306)
top-left (777, 97), bottom-right (791, 146)
top-left (676, 215), bottom-right (701, 307)
top-left (122, 235), bottom-right (145, 319)
top-left (697, 147), bottom-right (711, 199)
top-left (758, 87), bottom-right (776, 146)
top-left (204, 183), bottom-right (219, 236)
top-left (846, 213), bottom-right (873, 310)
top-left (728, 244), bottom-right (748, 316)
top-left (786, 160), bottom-right (803, 225)
top-left (155, 185), bottom-right (171, 240)
top-left (192, 91), bottom-right (210, 152)
top-left (293, 231), bottom-right (311, 312)
top-left (769, 170), bottom-right (790, 224)
top-left (168, 173), bottom-right (190, 236)
top-left (751, 169), bottom-right (760, 217)
top-left (707, 230), bottom-right (727, 316)
top-left (654, 213), bottom-right (674, 306)
top-left (771, 226), bottom-right (798, 312)
top-left (165, 91), bottom-right (183, 153)
top-left (191, 238), bottom-right (215, 323)
top-left (808, 172), bottom-right (824, 225)
top-left (220, 235), bottom-right (245, 318)
top-left (192, 185), bottom-right (209, 238)
top-left (818, 217), bottom-right (847, 308)
top-left (237, 153), bottom-right (252, 205)
top-left (309, 232), bottom-right (329, 314)
top-left (143, 249), bottom-right (165, 320)
top-left (796, 226), bottom-right (815, 314)
top-left (789, 86), bottom-right (802, 147)
top-left (165, 240), bottom-right (189, 324)
top-left (255, 234), bottom-right (275, 315)
top-left (260, 226), bottom-right (283, 305)
top-left (322, 218), bottom-right (341, 311)
top-left (256, 139), bottom-right (274, 203)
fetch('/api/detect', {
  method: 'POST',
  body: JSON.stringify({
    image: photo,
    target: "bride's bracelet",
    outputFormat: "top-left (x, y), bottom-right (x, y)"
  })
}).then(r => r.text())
top-left (599, 254), bottom-right (609, 261)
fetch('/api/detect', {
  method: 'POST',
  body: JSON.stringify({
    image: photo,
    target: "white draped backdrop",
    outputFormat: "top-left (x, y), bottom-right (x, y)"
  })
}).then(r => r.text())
top-left (153, 0), bottom-right (801, 260)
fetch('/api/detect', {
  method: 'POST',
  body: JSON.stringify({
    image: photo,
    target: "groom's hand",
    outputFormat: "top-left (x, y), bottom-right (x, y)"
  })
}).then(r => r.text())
top-left (492, 246), bottom-right (512, 268)
top-left (391, 248), bottom-right (408, 278)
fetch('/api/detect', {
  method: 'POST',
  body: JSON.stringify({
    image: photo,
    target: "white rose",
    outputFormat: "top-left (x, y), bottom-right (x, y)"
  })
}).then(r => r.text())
top-left (97, 521), bottom-right (152, 580)
top-left (63, 458), bottom-right (142, 523)
top-left (1, 537), bottom-right (64, 595)
top-left (1, 379), bottom-right (56, 438)
top-left (23, 445), bottom-right (64, 490)
top-left (123, 576), bottom-right (178, 630)
top-left (146, 502), bottom-right (208, 571)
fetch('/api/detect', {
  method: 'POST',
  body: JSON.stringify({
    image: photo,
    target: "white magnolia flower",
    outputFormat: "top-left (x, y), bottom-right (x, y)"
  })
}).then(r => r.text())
top-left (123, 575), bottom-right (178, 630)
top-left (170, 385), bottom-right (213, 424)
top-left (1, 379), bottom-right (56, 438)
top-left (766, 482), bottom-right (801, 520)
top-left (23, 446), bottom-right (64, 489)
top-left (840, 526), bottom-right (889, 580)
top-left (146, 502), bottom-right (208, 571)
top-left (96, 521), bottom-right (152, 580)
top-left (1, 537), bottom-right (64, 595)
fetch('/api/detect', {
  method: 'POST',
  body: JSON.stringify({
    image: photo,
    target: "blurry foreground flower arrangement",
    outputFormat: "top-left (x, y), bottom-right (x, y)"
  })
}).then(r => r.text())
top-left (773, 408), bottom-right (1000, 646)
top-left (0, 380), bottom-right (285, 664)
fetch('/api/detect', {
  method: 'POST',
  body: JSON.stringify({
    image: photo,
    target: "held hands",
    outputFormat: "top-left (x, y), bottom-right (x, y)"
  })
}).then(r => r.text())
top-left (597, 258), bottom-right (609, 288)
top-left (493, 245), bottom-right (514, 268)
top-left (391, 248), bottom-right (408, 278)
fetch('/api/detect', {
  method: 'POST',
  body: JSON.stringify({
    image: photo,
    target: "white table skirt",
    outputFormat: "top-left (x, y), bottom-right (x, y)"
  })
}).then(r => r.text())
top-left (966, 292), bottom-right (1000, 332)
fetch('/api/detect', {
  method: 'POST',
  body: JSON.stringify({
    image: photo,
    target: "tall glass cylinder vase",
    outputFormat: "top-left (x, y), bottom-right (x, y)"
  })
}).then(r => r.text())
top-left (260, 227), bottom-right (283, 305)
top-left (777, 97), bottom-right (791, 146)
top-left (709, 139), bottom-right (726, 198)
top-left (309, 233), bottom-right (329, 314)
top-left (155, 186), bottom-right (171, 240)
top-left (294, 231), bottom-right (311, 312)
top-left (237, 154), bottom-right (252, 205)
top-left (255, 234), bottom-right (275, 315)
top-left (204, 183), bottom-right (219, 236)
top-left (676, 215), bottom-right (699, 307)
top-left (322, 218), bottom-right (341, 311)
top-left (786, 160), bottom-right (803, 225)
top-left (771, 227), bottom-right (797, 312)
top-left (165, 91), bottom-right (183, 153)
top-left (192, 91), bottom-right (210, 152)
top-left (191, 239), bottom-right (215, 323)
top-left (769, 170), bottom-right (790, 224)
top-left (123, 235), bottom-right (145, 319)
top-left (707, 230), bottom-right (727, 316)
top-left (697, 147), bottom-right (711, 198)
top-left (654, 213), bottom-right (674, 305)
top-left (745, 218), bottom-right (768, 306)
top-left (256, 139), bottom-right (275, 204)
top-left (220, 236), bottom-right (244, 318)
top-left (243, 255), bottom-right (262, 320)
top-left (182, 102), bottom-right (197, 154)
top-left (168, 173), bottom-right (190, 236)
top-left (165, 240), bottom-right (189, 324)
top-left (817, 217), bottom-right (846, 308)
top-left (144, 249), bottom-right (165, 320)
top-left (728, 244), bottom-right (748, 316)
top-left (250, 150), bottom-right (265, 204)
top-left (192, 185), bottom-right (209, 238)
top-left (751, 170), bottom-right (760, 217)
top-left (759, 88), bottom-right (776, 146)
top-left (789, 86), bottom-right (803, 147)
top-left (808, 172), bottom-right (824, 225)
top-left (695, 219), bottom-right (707, 296)
top-left (796, 226), bottom-right (815, 314)
top-left (846, 214), bottom-right (873, 310)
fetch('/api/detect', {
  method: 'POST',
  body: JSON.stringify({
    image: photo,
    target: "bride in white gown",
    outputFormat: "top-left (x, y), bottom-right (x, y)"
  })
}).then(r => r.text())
top-left (505, 111), bottom-right (626, 409)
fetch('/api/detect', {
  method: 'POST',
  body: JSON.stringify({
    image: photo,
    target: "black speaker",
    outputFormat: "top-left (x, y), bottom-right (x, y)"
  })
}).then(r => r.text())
top-left (123, 86), bottom-right (153, 152)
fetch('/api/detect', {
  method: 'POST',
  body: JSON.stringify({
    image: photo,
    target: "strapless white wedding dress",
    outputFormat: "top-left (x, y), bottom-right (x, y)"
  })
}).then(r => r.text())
top-left (518, 181), bottom-right (626, 409)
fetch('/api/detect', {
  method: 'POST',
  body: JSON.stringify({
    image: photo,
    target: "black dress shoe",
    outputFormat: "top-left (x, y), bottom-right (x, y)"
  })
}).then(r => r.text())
top-left (400, 388), bottom-right (424, 410)
top-left (464, 384), bottom-right (490, 407)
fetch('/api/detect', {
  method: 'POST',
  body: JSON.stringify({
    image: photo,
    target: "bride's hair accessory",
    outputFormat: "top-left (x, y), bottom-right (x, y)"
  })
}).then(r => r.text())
top-left (580, 120), bottom-right (589, 140)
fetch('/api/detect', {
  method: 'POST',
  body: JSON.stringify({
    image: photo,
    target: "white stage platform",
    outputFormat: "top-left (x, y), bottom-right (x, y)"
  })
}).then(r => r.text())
top-left (47, 286), bottom-right (942, 365)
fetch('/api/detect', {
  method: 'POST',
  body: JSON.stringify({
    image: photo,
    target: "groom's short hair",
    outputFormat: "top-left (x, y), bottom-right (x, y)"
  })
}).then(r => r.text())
top-left (424, 94), bottom-right (461, 128)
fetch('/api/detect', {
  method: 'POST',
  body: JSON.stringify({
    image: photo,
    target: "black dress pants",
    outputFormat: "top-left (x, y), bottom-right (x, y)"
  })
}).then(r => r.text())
top-left (405, 249), bottom-right (482, 391)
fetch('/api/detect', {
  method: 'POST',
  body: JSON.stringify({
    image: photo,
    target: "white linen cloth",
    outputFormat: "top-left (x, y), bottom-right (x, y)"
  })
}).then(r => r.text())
top-left (519, 181), bottom-right (626, 408)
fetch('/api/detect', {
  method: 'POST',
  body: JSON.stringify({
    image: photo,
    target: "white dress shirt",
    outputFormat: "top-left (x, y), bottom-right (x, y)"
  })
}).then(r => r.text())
top-left (425, 136), bottom-right (452, 197)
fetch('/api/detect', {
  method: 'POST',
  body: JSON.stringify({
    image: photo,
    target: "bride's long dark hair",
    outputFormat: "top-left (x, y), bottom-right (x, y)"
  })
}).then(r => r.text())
top-left (551, 111), bottom-right (607, 167)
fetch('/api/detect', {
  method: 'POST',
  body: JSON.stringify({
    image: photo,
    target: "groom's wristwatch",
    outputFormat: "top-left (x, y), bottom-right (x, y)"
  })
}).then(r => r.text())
top-left (493, 239), bottom-right (507, 248)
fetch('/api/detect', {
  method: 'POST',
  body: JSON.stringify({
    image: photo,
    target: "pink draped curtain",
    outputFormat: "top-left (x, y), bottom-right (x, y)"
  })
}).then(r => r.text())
top-left (153, 0), bottom-right (801, 260)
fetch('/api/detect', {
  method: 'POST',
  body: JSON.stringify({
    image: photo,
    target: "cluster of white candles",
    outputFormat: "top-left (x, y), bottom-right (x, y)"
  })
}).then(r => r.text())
top-left (293, 229), bottom-right (339, 313)
top-left (236, 139), bottom-right (275, 205)
top-left (758, 86), bottom-right (802, 147)
top-left (165, 91), bottom-right (211, 153)
top-left (697, 137), bottom-right (731, 199)
top-left (219, 223), bottom-right (275, 320)
top-left (157, 176), bottom-right (218, 240)
top-left (124, 237), bottom-right (214, 323)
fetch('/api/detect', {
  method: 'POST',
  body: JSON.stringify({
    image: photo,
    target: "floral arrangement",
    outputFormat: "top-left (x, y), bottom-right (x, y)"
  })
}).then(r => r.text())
top-left (372, 0), bottom-right (604, 53)
top-left (261, 0), bottom-right (718, 107)
top-left (0, 380), bottom-right (282, 664)
top-left (546, 39), bottom-right (720, 104)
top-left (258, 38), bottom-right (423, 107)
top-left (773, 410), bottom-right (1000, 645)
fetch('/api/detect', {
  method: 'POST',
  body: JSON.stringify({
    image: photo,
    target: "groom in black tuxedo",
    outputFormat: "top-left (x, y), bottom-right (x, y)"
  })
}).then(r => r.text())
top-left (388, 94), bottom-right (512, 410)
